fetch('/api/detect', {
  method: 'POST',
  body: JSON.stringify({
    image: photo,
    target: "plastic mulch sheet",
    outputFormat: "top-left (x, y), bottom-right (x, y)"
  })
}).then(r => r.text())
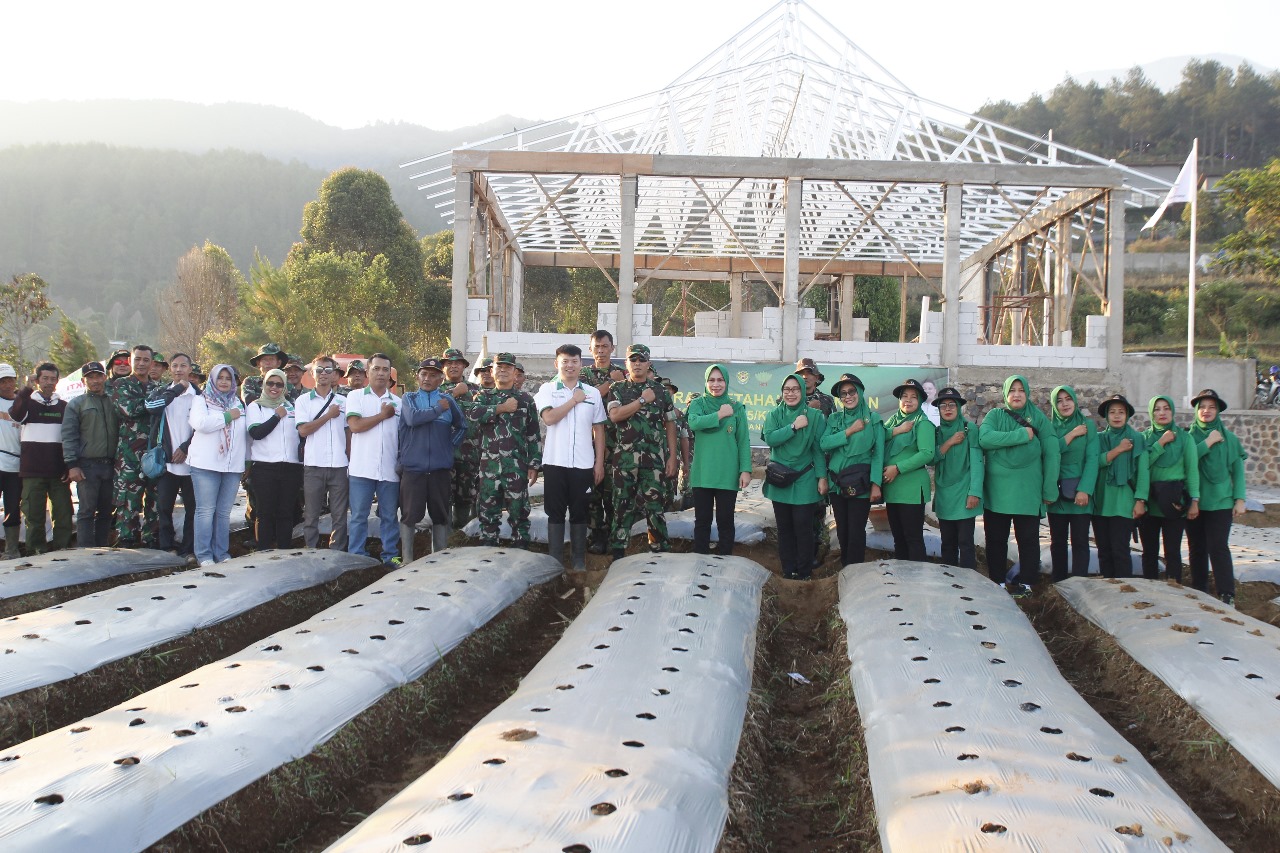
top-left (0, 547), bottom-right (562, 853)
top-left (1057, 576), bottom-right (1280, 790)
top-left (839, 559), bottom-right (1228, 851)
top-left (0, 548), bottom-right (186, 601)
top-left (0, 549), bottom-right (379, 699)
top-left (323, 552), bottom-right (768, 853)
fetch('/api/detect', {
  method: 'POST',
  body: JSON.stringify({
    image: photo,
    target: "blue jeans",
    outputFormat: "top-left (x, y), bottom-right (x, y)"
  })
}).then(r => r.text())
top-left (191, 467), bottom-right (241, 564)
top-left (348, 475), bottom-right (399, 560)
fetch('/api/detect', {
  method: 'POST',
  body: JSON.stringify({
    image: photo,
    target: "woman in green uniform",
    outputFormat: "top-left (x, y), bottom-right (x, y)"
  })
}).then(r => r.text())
top-left (931, 386), bottom-right (983, 569)
top-left (1186, 389), bottom-right (1247, 606)
top-left (1091, 394), bottom-right (1149, 579)
top-left (820, 373), bottom-right (883, 567)
top-left (881, 378), bottom-right (935, 561)
top-left (1047, 385), bottom-right (1099, 581)
top-left (763, 374), bottom-right (828, 580)
top-left (685, 364), bottom-right (752, 555)
top-left (978, 375), bottom-right (1060, 594)
top-left (1139, 395), bottom-right (1200, 583)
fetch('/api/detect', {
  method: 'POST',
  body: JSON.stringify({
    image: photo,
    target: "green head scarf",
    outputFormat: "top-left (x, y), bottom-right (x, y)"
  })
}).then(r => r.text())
top-left (832, 378), bottom-right (876, 457)
top-left (884, 385), bottom-right (927, 456)
top-left (1003, 374), bottom-right (1031, 415)
top-left (687, 363), bottom-right (742, 432)
top-left (934, 396), bottom-right (969, 487)
top-left (1190, 397), bottom-right (1242, 484)
top-left (1147, 395), bottom-right (1186, 469)
top-left (1050, 385), bottom-right (1086, 436)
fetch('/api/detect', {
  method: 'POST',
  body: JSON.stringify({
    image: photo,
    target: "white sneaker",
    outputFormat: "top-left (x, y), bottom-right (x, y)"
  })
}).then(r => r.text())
top-left (200, 560), bottom-right (216, 567)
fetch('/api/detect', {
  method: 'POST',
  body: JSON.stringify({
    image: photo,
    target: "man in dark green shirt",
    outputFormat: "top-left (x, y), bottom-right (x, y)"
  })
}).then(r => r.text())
top-left (63, 361), bottom-right (120, 546)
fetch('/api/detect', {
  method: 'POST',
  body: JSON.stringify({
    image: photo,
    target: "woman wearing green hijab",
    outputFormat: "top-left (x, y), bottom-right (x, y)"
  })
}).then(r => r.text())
top-left (1186, 389), bottom-right (1246, 606)
top-left (685, 364), bottom-right (752, 555)
top-left (1091, 394), bottom-right (1149, 579)
top-left (978, 375), bottom-right (1060, 594)
top-left (931, 386), bottom-right (983, 569)
top-left (763, 373), bottom-right (828, 580)
top-left (820, 373), bottom-right (883, 566)
top-left (1047, 385), bottom-right (1099, 581)
top-left (1139, 395), bottom-right (1200, 583)
top-left (881, 378), bottom-right (935, 561)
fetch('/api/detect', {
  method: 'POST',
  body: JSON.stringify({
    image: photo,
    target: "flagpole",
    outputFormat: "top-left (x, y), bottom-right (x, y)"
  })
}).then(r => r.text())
top-left (1186, 138), bottom-right (1198, 407)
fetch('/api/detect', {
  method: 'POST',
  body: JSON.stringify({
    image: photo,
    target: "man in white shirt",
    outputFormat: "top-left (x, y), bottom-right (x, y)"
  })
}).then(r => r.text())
top-left (295, 355), bottom-right (349, 551)
top-left (534, 344), bottom-right (606, 572)
top-left (345, 353), bottom-right (401, 565)
top-left (144, 353), bottom-right (198, 559)
top-left (0, 364), bottom-right (23, 558)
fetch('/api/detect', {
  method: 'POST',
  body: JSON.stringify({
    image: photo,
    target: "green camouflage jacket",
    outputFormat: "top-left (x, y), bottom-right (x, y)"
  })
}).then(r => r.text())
top-left (605, 378), bottom-right (674, 470)
top-left (469, 387), bottom-right (542, 475)
top-left (108, 375), bottom-right (155, 456)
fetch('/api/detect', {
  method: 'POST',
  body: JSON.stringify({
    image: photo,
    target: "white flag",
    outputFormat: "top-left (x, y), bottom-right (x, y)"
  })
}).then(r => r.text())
top-left (1142, 149), bottom-right (1197, 230)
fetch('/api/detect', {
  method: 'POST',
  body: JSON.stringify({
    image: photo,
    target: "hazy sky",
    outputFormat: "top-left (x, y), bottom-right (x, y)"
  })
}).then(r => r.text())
top-left (6, 0), bottom-right (1275, 131)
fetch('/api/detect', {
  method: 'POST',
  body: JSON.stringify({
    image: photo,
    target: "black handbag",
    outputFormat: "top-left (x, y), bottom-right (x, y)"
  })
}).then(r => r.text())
top-left (1059, 477), bottom-right (1081, 501)
top-left (765, 460), bottom-right (812, 488)
top-left (1151, 479), bottom-right (1190, 517)
top-left (834, 463), bottom-right (872, 496)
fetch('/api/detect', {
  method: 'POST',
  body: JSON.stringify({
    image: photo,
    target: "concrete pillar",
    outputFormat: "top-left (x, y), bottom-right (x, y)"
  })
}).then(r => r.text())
top-left (839, 274), bottom-right (855, 341)
top-left (509, 251), bottom-right (524, 332)
top-left (941, 182), bottom-right (963, 367)
top-left (1105, 189), bottom-right (1126, 373)
top-left (782, 177), bottom-right (802, 364)
top-left (729, 273), bottom-right (744, 337)
top-left (617, 175), bottom-right (638, 350)
top-left (450, 172), bottom-right (473, 353)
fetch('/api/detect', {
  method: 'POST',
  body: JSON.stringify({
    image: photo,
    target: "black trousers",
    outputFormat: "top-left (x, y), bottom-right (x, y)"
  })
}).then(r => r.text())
top-left (1186, 508), bottom-right (1235, 597)
top-left (1048, 512), bottom-right (1092, 581)
top-left (400, 469), bottom-right (452, 527)
top-left (543, 465), bottom-right (595, 525)
top-left (1138, 513), bottom-right (1185, 582)
top-left (1092, 515), bottom-right (1135, 578)
top-left (156, 470), bottom-right (195, 555)
top-left (829, 493), bottom-right (871, 566)
top-left (0, 470), bottom-right (19, 528)
top-left (773, 500), bottom-right (817, 579)
top-left (75, 460), bottom-right (115, 547)
top-left (250, 461), bottom-right (304, 550)
top-left (692, 487), bottom-right (737, 555)
top-left (939, 516), bottom-right (976, 569)
top-left (886, 502), bottom-right (926, 561)
top-left (983, 510), bottom-right (1041, 585)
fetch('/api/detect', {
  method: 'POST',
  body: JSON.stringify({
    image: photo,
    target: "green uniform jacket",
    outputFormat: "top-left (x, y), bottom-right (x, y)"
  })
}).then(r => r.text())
top-left (1143, 397), bottom-right (1201, 519)
top-left (931, 421), bottom-right (983, 521)
top-left (1190, 417), bottom-right (1247, 512)
top-left (1046, 385), bottom-right (1099, 516)
top-left (686, 364), bottom-right (751, 491)
top-left (762, 374), bottom-right (827, 505)
top-left (881, 416), bottom-right (934, 505)
top-left (819, 409), bottom-right (884, 499)
top-left (978, 375), bottom-right (1061, 516)
top-left (1094, 425), bottom-right (1150, 518)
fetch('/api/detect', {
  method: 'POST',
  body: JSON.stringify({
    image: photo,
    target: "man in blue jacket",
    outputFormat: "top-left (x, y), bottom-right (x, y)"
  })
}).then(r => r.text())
top-left (399, 357), bottom-right (467, 558)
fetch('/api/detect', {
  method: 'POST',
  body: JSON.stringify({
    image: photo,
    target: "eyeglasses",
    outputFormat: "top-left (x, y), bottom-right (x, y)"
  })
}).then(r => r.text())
top-left (839, 390), bottom-right (859, 398)
top-left (315, 367), bottom-right (336, 374)
top-left (265, 381), bottom-right (285, 388)
top-left (628, 355), bottom-right (649, 363)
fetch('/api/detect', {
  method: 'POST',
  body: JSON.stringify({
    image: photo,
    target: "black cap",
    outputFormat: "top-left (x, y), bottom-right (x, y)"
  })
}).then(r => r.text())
top-left (892, 378), bottom-right (929, 403)
top-left (1190, 388), bottom-right (1228, 413)
top-left (932, 386), bottom-right (965, 407)
top-left (81, 361), bottom-right (106, 376)
top-left (831, 373), bottom-right (864, 397)
top-left (1096, 393), bottom-right (1135, 419)
top-left (417, 357), bottom-right (444, 373)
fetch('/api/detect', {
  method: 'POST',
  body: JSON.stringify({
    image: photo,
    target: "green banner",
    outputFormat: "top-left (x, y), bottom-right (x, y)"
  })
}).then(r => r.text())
top-left (656, 363), bottom-right (948, 446)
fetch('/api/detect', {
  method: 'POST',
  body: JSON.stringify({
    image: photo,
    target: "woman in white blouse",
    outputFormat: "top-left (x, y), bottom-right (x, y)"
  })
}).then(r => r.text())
top-left (187, 364), bottom-right (247, 565)
top-left (245, 368), bottom-right (302, 550)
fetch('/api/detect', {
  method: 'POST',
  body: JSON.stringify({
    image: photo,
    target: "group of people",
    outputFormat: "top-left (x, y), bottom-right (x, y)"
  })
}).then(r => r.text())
top-left (1, 336), bottom-right (1249, 606)
top-left (765, 363), bottom-right (1247, 605)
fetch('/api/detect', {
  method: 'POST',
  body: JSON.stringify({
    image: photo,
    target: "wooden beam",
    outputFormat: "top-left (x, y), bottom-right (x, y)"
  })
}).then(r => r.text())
top-left (520, 251), bottom-right (941, 277)
top-left (452, 149), bottom-right (1125, 188)
top-left (962, 187), bottom-right (1108, 271)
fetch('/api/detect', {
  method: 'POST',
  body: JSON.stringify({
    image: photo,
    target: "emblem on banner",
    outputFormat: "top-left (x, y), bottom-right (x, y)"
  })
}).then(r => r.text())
top-left (736, 371), bottom-right (749, 385)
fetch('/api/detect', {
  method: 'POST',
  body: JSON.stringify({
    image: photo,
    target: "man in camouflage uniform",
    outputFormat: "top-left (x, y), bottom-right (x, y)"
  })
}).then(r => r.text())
top-left (606, 343), bottom-right (678, 561)
top-left (582, 330), bottom-right (624, 553)
top-left (469, 353), bottom-right (541, 548)
top-left (474, 355), bottom-right (495, 389)
top-left (284, 355), bottom-right (306, 402)
top-left (108, 344), bottom-right (158, 547)
top-left (242, 343), bottom-right (285, 405)
top-left (441, 348), bottom-right (482, 529)
top-left (337, 359), bottom-right (367, 397)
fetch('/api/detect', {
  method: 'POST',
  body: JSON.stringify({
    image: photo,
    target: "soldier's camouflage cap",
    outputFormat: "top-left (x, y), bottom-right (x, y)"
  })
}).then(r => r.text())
top-left (626, 343), bottom-right (651, 359)
top-left (250, 343), bottom-right (284, 365)
top-left (475, 356), bottom-right (495, 370)
top-left (441, 347), bottom-right (470, 365)
top-left (494, 352), bottom-right (518, 366)
top-left (345, 359), bottom-right (367, 375)
top-left (151, 353), bottom-right (168, 365)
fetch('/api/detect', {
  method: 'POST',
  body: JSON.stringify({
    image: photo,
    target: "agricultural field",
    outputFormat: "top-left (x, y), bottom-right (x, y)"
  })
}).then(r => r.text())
top-left (1, 494), bottom-right (1278, 851)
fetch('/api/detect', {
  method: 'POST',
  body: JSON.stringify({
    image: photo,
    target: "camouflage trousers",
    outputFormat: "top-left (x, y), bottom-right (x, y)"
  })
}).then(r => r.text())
top-left (587, 470), bottom-right (614, 546)
top-left (452, 457), bottom-right (481, 529)
top-left (476, 470), bottom-right (531, 547)
top-left (610, 467), bottom-right (668, 553)
top-left (114, 458), bottom-right (159, 547)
